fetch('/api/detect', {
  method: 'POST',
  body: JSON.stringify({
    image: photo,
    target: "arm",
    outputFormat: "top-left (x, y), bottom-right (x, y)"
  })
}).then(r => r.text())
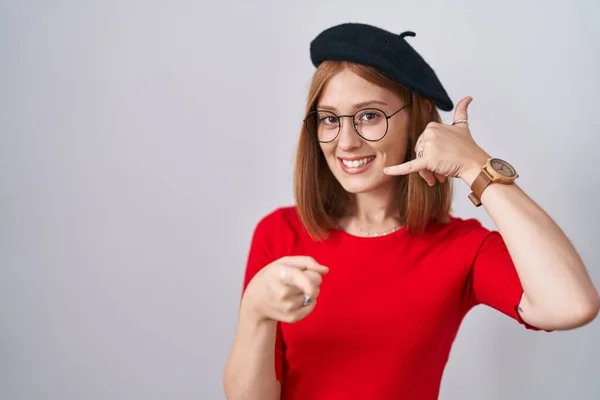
top-left (383, 96), bottom-right (600, 331)
top-left (223, 258), bottom-right (325, 399)
top-left (222, 211), bottom-right (328, 399)
top-left (461, 162), bottom-right (600, 330)
top-left (222, 215), bottom-right (282, 400)
top-left (223, 301), bottom-right (281, 400)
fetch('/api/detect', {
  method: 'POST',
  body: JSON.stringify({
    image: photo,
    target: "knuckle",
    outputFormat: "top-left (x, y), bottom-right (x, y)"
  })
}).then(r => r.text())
top-left (313, 282), bottom-right (321, 293)
top-left (426, 121), bottom-right (439, 130)
top-left (313, 287), bottom-right (321, 298)
top-left (314, 274), bottom-right (323, 285)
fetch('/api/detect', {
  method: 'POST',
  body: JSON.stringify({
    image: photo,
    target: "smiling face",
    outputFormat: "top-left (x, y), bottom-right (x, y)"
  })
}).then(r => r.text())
top-left (316, 68), bottom-right (410, 194)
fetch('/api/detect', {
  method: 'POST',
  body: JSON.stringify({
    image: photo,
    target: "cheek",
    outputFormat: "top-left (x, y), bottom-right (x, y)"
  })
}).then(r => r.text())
top-left (319, 143), bottom-right (336, 159)
top-left (378, 136), bottom-right (408, 164)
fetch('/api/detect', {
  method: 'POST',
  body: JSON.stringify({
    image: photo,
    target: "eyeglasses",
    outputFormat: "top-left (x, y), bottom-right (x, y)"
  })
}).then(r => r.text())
top-left (303, 104), bottom-right (410, 143)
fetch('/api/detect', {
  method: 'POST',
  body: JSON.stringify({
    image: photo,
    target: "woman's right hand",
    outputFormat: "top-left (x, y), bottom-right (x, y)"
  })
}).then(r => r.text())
top-left (242, 256), bottom-right (329, 324)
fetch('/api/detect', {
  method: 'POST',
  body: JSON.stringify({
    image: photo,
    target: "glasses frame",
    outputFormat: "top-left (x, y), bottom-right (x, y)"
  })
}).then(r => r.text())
top-left (303, 104), bottom-right (410, 143)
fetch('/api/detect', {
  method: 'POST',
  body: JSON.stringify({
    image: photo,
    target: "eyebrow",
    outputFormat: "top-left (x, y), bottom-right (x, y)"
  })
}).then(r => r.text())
top-left (316, 100), bottom-right (389, 112)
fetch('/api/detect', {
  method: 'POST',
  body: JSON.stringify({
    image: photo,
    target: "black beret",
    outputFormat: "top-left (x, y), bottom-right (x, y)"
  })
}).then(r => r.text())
top-left (309, 23), bottom-right (453, 111)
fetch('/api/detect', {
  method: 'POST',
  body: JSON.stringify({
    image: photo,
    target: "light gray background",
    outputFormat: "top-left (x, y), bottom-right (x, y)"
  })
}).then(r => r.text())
top-left (1, 1), bottom-right (599, 399)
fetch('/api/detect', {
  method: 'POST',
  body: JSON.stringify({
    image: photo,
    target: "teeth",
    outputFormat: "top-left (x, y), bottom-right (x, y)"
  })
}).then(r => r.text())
top-left (342, 156), bottom-right (374, 168)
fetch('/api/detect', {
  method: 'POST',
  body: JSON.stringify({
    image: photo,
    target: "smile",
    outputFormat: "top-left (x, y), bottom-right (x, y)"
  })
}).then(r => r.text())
top-left (338, 156), bottom-right (376, 174)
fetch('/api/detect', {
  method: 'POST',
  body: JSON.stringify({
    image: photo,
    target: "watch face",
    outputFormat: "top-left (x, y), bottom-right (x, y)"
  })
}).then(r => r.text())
top-left (490, 158), bottom-right (517, 178)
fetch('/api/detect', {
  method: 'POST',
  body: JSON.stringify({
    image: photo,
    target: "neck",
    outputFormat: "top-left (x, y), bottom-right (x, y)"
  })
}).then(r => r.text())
top-left (347, 180), bottom-right (401, 233)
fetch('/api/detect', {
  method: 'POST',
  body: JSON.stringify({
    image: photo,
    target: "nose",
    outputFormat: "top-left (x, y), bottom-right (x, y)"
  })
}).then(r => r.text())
top-left (336, 117), bottom-right (362, 151)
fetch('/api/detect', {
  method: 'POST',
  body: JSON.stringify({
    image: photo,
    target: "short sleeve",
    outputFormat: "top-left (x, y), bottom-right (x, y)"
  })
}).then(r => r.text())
top-left (241, 213), bottom-right (285, 382)
top-left (465, 229), bottom-right (542, 331)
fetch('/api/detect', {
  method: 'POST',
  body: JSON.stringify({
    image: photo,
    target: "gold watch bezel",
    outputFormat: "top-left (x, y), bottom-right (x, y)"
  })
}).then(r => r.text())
top-left (485, 157), bottom-right (519, 183)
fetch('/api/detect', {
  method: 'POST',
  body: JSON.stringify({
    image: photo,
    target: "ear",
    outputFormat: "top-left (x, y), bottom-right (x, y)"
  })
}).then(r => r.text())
top-left (423, 99), bottom-right (433, 115)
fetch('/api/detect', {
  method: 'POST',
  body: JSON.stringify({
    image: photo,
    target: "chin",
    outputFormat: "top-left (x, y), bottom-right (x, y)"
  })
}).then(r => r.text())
top-left (333, 169), bottom-right (394, 194)
top-left (340, 177), bottom-right (395, 194)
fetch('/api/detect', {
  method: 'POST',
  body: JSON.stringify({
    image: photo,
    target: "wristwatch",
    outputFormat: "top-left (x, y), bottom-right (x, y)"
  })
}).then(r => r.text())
top-left (468, 158), bottom-right (519, 207)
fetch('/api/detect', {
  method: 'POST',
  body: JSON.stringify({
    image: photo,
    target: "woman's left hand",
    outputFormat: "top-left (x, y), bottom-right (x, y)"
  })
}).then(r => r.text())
top-left (383, 96), bottom-right (490, 186)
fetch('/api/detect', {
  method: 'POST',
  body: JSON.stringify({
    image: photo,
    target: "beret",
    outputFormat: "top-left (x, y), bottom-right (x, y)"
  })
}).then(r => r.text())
top-left (309, 23), bottom-right (453, 111)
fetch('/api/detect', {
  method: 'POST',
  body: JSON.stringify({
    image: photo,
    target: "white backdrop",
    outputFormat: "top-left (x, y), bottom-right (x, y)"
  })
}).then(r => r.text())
top-left (1, 1), bottom-right (599, 399)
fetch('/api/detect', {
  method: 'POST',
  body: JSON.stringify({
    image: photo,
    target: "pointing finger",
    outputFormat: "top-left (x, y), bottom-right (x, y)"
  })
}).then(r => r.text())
top-left (280, 256), bottom-right (329, 275)
top-left (383, 158), bottom-right (428, 176)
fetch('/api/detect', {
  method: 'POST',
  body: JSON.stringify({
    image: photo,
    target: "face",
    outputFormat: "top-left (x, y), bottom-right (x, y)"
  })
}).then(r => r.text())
top-left (316, 69), bottom-right (410, 194)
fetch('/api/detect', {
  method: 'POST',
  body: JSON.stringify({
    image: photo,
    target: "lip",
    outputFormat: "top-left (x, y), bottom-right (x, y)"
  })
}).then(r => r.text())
top-left (337, 155), bottom-right (376, 161)
top-left (337, 156), bottom-right (376, 175)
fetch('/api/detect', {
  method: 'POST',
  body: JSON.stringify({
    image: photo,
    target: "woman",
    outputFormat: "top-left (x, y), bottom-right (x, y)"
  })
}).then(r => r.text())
top-left (222, 23), bottom-right (599, 400)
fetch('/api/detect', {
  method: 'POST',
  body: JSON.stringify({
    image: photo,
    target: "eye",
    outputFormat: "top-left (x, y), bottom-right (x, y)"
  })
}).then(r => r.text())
top-left (317, 113), bottom-right (339, 126)
top-left (357, 109), bottom-right (384, 124)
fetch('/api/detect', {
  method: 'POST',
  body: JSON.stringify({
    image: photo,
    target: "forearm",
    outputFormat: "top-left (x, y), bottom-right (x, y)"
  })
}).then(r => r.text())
top-left (223, 302), bottom-right (280, 400)
top-left (462, 167), bottom-right (600, 329)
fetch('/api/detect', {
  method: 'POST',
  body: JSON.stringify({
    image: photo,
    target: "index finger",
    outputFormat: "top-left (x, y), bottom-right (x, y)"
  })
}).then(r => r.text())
top-left (383, 158), bottom-right (428, 176)
top-left (280, 256), bottom-right (329, 275)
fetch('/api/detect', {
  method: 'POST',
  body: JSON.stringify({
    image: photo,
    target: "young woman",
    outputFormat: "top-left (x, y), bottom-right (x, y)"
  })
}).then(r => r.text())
top-left (223, 22), bottom-right (600, 400)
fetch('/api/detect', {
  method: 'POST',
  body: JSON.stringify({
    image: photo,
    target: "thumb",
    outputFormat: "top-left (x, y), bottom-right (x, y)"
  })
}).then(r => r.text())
top-left (292, 270), bottom-right (319, 298)
top-left (304, 269), bottom-right (324, 287)
top-left (282, 266), bottom-right (318, 298)
top-left (453, 96), bottom-right (473, 124)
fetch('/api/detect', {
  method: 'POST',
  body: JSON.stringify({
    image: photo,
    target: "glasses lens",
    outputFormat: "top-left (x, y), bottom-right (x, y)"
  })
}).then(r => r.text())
top-left (305, 111), bottom-right (339, 142)
top-left (354, 109), bottom-right (387, 141)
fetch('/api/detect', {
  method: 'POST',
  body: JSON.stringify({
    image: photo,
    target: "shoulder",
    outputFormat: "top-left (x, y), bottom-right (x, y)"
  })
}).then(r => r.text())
top-left (251, 205), bottom-right (307, 255)
top-left (441, 215), bottom-right (505, 263)
top-left (446, 215), bottom-right (492, 237)
top-left (424, 215), bottom-right (499, 251)
top-left (243, 206), bottom-right (305, 287)
top-left (254, 205), bottom-right (304, 234)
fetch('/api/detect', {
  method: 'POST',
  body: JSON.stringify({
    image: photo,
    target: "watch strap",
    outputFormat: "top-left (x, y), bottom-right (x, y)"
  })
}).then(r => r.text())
top-left (468, 168), bottom-right (493, 207)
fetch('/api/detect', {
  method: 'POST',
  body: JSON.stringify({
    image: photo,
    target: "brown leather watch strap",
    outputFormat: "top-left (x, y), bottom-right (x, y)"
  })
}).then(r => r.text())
top-left (468, 168), bottom-right (493, 207)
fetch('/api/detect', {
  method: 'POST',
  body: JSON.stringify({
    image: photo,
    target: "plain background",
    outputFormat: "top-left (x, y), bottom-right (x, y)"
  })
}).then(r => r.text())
top-left (1, 1), bottom-right (599, 399)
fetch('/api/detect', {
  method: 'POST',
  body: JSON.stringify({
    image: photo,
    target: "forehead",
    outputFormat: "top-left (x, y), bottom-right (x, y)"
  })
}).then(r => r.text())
top-left (318, 68), bottom-right (394, 108)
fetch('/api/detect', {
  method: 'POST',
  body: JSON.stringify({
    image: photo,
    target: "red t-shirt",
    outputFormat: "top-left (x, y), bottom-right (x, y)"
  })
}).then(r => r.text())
top-left (242, 206), bottom-right (540, 400)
